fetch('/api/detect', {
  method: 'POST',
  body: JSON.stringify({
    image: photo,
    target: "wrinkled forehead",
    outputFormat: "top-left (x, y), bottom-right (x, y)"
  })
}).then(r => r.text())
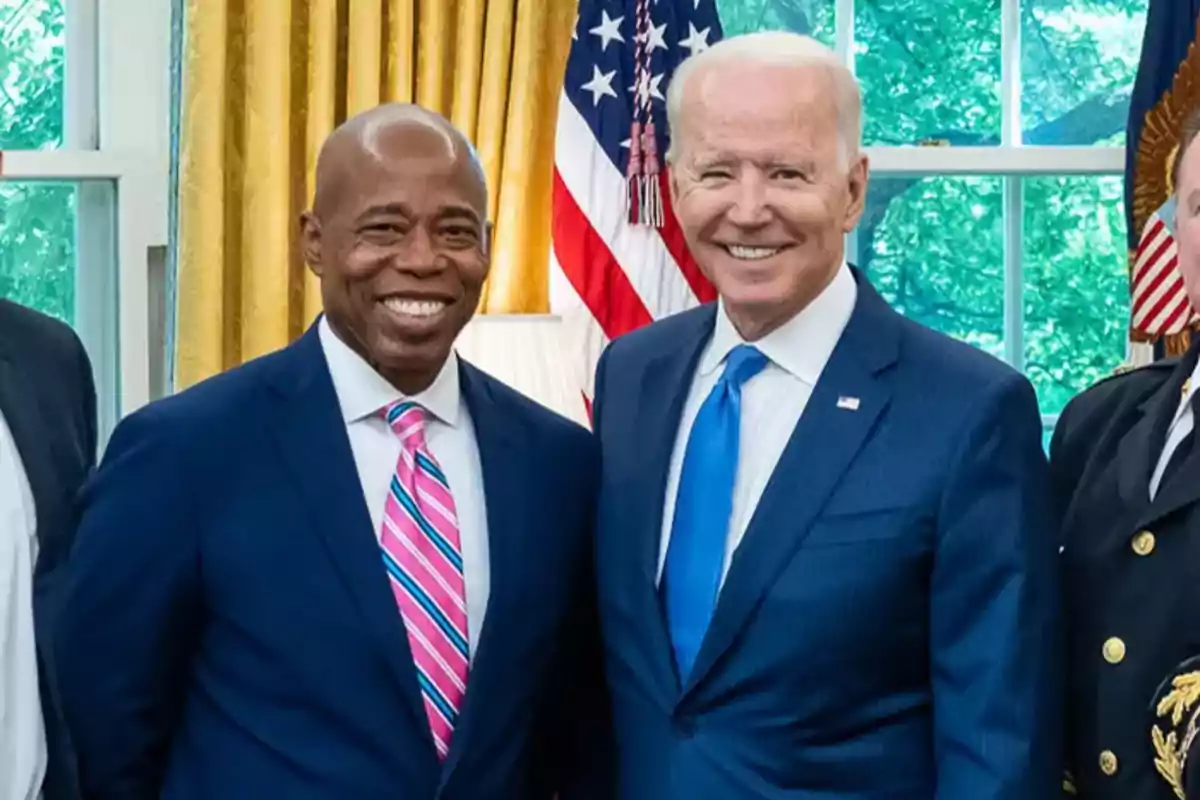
top-left (673, 62), bottom-right (840, 160)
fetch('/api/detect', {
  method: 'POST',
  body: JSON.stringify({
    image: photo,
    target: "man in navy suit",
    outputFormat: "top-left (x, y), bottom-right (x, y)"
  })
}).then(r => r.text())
top-left (592, 32), bottom-right (1062, 798)
top-left (58, 104), bottom-right (605, 799)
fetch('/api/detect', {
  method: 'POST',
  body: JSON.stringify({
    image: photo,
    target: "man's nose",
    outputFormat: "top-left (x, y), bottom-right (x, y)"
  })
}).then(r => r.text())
top-left (393, 228), bottom-right (443, 274)
top-left (725, 176), bottom-right (771, 227)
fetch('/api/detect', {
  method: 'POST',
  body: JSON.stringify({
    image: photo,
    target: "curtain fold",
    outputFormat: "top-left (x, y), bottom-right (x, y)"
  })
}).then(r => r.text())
top-left (175, 0), bottom-right (575, 389)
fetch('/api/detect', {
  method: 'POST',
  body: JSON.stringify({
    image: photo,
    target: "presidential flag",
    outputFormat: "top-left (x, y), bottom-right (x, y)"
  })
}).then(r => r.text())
top-left (549, 0), bottom-right (723, 416)
top-left (1127, 0), bottom-right (1200, 355)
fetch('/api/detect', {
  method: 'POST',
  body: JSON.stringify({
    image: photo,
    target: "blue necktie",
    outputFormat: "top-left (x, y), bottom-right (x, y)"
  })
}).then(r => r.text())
top-left (663, 344), bottom-right (769, 681)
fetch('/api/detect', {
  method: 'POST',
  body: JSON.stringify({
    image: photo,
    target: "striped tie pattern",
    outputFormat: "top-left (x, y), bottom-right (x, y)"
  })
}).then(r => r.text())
top-left (379, 400), bottom-right (468, 760)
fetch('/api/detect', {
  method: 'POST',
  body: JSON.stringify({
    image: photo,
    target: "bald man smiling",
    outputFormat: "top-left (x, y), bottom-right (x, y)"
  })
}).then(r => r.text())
top-left (56, 104), bottom-right (610, 800)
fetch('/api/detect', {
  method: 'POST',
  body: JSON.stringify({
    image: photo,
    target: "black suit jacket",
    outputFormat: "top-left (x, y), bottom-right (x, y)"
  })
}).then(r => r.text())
top-left (0, 298), bottom-right (97, 800)
top-left (1051, 345), bottom-right (1200, 799)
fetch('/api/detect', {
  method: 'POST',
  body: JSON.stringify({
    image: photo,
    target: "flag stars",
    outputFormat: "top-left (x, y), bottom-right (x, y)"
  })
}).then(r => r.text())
top-left (629, 72), bottom-right (666, 104)
top-left (581, 65), bottom-right (619, 106)
top-left (637, 21), bottom-right (668, 54)
top-left (679, 22), bottom-right (712, 56)
top-left (589, 10), bottom-right (624, 52)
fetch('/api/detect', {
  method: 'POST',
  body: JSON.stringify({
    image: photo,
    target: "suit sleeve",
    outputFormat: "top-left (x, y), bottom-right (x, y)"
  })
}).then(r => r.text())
top-left (57, 408), bottom-right (203, 800)
top-left (930, 373), bottom-right (1064, 800)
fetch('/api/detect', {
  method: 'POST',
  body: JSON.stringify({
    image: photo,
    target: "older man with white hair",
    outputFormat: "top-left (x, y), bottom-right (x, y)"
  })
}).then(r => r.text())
top-left (591, 31), bottom-right (1062, 799)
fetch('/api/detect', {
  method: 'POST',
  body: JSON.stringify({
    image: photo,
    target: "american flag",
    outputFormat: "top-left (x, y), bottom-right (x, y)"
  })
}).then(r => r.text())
top-left (1131, 198), bottom-right (1196, 337)
top-left (550, 0), bottom-right (723, 416)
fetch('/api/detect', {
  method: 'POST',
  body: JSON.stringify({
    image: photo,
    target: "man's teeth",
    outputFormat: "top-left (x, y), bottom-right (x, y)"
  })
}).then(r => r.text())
top-left (726, 245), bottom-right (782, 260)
top-left (383, 298), bottom-right (447, 318)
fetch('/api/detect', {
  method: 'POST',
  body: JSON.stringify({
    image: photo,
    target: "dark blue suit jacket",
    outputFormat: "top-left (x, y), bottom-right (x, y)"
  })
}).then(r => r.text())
top-left (57, 324), bottom-right (605, 800)
top-left (592, 271), bottom-right (1062, 799)
top-left (0, 300), bottom-right (96, 800)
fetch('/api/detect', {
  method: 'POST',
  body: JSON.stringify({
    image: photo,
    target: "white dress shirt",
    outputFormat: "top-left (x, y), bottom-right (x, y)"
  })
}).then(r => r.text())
top-left (0, 409), bottom-right (46, 800)
top-left (1149, 356), bottom-right (1200, 500)
top-left (657, 262), bottom-right (858, 585)
top-left (319, 318), bottom-right (490, 659)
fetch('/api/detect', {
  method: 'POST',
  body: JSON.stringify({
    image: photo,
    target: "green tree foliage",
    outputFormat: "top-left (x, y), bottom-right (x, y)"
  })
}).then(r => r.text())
top-left (0, 0), bottom-right (74, 324)
top-left (717, 0), bottom-right (1143, 418)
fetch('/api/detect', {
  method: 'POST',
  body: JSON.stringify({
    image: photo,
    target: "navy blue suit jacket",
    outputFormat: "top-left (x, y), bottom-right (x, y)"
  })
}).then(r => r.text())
top-left (0, 300), bottom-right (96, 800)
top-left (57, 325), bottom-right (604, 799)
top-left (592, 271), bottom-right (1063, 799)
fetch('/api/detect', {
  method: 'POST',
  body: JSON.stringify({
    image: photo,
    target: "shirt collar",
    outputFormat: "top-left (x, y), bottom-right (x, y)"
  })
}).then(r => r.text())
top-left (699, 261), bottom-right (857, 384)
top-left (318, 316), bottom-right (461, 427)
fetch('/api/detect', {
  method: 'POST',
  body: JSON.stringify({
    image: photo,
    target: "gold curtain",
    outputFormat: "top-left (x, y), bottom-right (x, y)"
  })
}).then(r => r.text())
top-left (175, 0), bottom-right (575, 389)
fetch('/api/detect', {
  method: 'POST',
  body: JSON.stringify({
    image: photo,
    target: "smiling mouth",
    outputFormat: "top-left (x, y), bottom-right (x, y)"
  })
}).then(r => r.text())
top-left (378, 296), bottom-right (452, 322)
top-left (721, 244), bottom-right (789, 261)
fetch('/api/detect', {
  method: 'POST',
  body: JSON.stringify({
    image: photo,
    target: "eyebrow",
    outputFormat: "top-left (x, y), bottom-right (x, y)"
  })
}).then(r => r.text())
top-left (437, 205), bottom-right (482, 224)
top-left (356, 203), bottom-right (411, 222)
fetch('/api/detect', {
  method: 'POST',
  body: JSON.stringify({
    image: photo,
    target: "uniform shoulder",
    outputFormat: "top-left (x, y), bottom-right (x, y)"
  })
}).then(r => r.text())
top-left (1068, 358), bottom-right (1176, 415)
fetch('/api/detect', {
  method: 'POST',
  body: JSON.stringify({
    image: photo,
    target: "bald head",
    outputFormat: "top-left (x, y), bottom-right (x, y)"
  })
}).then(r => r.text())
top-left (312, 103), bottom-right (487, 220)
top-left (300, 102), bottom-right (493, 396)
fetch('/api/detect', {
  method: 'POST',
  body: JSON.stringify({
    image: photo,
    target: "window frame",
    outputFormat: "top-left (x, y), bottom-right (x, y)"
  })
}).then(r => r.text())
top-left (834, 0), bottom-right (1132, 432)
top-left (0, 0), bottom-right (171, 440)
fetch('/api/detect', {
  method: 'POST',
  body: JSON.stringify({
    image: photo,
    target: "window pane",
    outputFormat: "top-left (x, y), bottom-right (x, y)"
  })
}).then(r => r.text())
top-left (855, 0), bottom-right (1001, 146)
top-left (0, 182), bottom-right (76, 323)
top-left (1023, 175), bottom-right (1129, 417)
top-left (715, 0), bottom-right (835, 45)
top-left (861, 176), bottom-right (1005, 360)
top-left (1021, 0), bottom-right (1147, 146)
top-left (0, 0), bottom-right (65, 149)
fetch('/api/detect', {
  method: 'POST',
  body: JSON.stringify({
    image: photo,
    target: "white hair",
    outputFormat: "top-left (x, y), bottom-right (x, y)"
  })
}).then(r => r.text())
top-left (664, 31), bottom-right (862, 167)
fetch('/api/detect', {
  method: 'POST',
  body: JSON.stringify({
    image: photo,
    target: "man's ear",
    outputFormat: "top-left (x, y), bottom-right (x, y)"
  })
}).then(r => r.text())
top-left (843, 153), bottom-right (870, 233)
top-left (300, 211), bottom-right (323, 277)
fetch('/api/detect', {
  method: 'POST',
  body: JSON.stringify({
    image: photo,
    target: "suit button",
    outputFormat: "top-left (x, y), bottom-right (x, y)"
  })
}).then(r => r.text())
top-left (1099, 750), bottom-right (1118, 776)
top-left (1132, 531), bottom-right (1156, 556)
top-left (674, 716), bottom-right (696, 737)
top-left (1103, 637), bottom-right (1126, 664)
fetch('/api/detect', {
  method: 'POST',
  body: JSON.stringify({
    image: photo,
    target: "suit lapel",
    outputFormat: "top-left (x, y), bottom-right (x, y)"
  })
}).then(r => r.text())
top-left (263, 327), bottom-right (431, 742)
top-left (682, 280), bottom-right (898, 697)
top-left (438, 361), bottom-right (527, 783)
top-left (630, 311), bottom-right (715, 698)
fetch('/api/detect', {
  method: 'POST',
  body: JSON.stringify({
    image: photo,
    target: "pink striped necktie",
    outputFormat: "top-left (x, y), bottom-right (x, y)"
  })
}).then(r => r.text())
top-left (378, 400), bottom-right (468, 760)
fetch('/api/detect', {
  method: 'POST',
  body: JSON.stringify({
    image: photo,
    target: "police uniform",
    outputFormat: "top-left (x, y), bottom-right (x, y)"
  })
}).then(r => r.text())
top-left (1052, 342), bottom-right (1200, 799)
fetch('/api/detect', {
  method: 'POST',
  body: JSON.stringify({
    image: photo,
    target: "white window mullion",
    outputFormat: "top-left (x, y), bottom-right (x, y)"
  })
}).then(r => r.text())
top-left (1000, 0), bottom-right (1024, 371)
top-left (1003, 178), bottom-right (1025, 371)
top-left (63, 0), bottom-right (99, 149)
top-left (835, 0), bottom-right (855, 72)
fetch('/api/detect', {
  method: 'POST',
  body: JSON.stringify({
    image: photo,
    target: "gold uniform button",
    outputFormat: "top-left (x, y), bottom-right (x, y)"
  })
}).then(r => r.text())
top-left (1132, 531), bottom-right (1156, 556)
top-left (1099, 750), bottom-right (1118, 776)
top-left (1103, 637), bottom-right (1126, 664)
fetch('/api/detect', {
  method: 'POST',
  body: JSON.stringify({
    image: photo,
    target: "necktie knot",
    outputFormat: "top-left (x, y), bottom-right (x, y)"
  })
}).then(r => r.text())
top-left (384, 400), bottom-right (429, 449)
top-left (720, 344), bottom-right (768, 391)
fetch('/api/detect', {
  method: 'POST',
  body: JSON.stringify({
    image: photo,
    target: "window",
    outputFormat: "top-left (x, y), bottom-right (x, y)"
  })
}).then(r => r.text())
top-left (714, 0), bottom-right (1144, 436)
top-left (0, 0), bottom-right (65, 150)
top-left (0, 182), bottom-right (75, 321)
top-left (0, 0), bottom-right (171, 439)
